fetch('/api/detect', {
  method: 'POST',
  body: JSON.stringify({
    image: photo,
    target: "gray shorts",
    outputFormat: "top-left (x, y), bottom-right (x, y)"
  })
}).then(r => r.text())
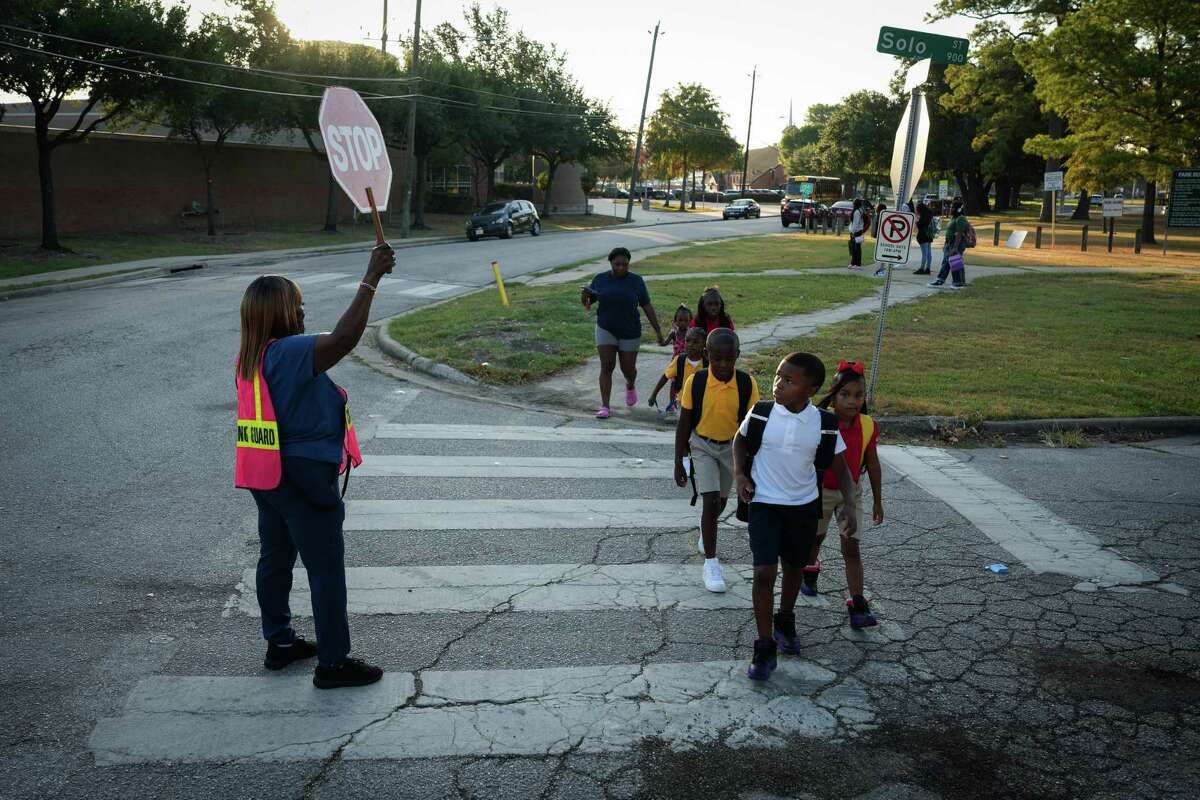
top-left (595, 326), bottom-right (641, 352)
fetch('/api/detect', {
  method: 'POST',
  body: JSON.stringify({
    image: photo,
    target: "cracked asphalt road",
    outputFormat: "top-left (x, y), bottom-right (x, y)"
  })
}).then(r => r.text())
top-left (2, 230), bottom-right (1199, 799)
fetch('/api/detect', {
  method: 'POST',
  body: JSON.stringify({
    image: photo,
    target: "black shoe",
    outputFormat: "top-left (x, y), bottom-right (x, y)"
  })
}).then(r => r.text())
top-left (313, 657), bottom-right (384, 689)
top-left (264, 636), bottom-right (318, 671)
top-left (747, 638), bottom-right (778, 681)
top-left (913, 268), bottom-right (930, 275)
top-left (773, 610), bottom-right (800, 655)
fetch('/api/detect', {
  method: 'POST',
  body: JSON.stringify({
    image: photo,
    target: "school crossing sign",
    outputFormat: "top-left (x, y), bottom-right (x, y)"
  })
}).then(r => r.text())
top-left (875, 210), bottom-right (915, 264)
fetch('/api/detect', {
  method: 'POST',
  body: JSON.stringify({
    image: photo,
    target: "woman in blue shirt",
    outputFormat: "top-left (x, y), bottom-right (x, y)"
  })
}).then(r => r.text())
top-left (580, 247), bottom-right (665, 418)
top-left (236, 243), bottom-right (393, 689)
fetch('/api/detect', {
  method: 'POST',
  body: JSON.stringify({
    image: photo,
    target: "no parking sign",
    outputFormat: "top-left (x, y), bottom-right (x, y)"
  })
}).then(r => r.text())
top-left (875, 210), bottom-right (915, 264)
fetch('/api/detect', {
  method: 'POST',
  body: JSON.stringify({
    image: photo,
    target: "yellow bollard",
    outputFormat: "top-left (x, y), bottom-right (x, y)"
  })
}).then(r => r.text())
top-left (491, 260), bottom-right (510, 306)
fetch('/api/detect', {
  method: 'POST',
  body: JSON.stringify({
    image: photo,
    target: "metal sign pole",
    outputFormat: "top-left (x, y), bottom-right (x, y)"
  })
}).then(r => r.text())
top-left (867, 86), bottom-right (920, 406)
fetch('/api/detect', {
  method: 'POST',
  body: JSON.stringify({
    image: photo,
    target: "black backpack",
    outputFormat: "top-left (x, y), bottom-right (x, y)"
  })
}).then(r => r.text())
top-left (734, 401), bottom-right (840, 522)
top-left (671, 353), bottom-right (708, 394)
top-left (686, 368), bottom-right (754, 506)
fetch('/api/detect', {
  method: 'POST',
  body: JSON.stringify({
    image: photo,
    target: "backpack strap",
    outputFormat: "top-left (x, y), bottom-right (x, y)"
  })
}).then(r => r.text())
top-left (859, 414), bottom-right (875, 475)
top-left (733, 401), bottom-right (774, 523)
top-left (814, 408), bottom-right (840, 473)
top-left (671, 353), bottom-right (686, 393)
top-left (688, 369), bottom-right (709, 436)
top-left (735, 370), bottom-right (753, 424)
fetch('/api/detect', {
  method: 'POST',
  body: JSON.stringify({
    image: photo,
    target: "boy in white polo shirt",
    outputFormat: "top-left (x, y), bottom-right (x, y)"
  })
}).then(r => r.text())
top-left (733, 352), bottom-right (858, 681)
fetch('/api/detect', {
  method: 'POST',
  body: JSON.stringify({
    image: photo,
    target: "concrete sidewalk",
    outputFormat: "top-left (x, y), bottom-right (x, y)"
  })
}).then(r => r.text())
top-left (529, 254), bottom-right (1028, 422)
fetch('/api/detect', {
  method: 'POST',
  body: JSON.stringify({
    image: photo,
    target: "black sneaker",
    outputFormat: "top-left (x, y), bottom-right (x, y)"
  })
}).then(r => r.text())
top-left (773, 610), bottom-right (800, 655)
top-left (264, 637), bottom-right (318, 671)
top-left (747, 638), bottom-right (778, 681)
top-left (313, 658), bottom-right (384, 690)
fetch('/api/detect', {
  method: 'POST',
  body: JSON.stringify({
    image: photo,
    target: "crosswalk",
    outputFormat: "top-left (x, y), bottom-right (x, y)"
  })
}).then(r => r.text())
top-left (119, 270), bottom-right (473, 300)
top-left (90, 411), bottom-right (1158, 766)
top-left (90, 412), bottom-right (890, 765)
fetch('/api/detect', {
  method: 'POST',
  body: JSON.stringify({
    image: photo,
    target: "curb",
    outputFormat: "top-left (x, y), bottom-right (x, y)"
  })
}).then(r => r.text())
top-left (0, 233), bottom-right (462, 301)
top-left (0, 267), bottom-right (166, 301)
top-left (875, 415), bottom-right (1200, 437)
top-left (374, 312), bottom-right (479, 387)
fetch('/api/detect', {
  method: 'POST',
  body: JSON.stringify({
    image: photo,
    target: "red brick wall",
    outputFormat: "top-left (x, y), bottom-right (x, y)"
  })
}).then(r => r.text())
top-left (0, 128), bottom-right (407, 239)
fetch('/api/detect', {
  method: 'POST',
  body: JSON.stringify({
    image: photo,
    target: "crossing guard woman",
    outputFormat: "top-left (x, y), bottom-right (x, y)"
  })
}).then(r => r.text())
top-left (235, 243), bottom-right (394, 689)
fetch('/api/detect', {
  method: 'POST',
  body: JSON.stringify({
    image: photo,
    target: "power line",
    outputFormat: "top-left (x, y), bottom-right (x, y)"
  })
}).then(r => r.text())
top-left (0, 23), bottom-right (590, 111)
top-left (0, 23), bottom-right (415, 86)
top-left (0, 39), bottom-right (333, 99)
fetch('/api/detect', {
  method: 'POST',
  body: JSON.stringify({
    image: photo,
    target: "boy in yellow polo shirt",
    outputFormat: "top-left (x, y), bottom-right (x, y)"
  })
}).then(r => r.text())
top-left (674, 328), bottom-right (758, 593)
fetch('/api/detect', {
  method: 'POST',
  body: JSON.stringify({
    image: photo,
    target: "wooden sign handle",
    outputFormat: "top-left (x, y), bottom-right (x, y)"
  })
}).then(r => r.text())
top-left (364, 187), bottom-right (386, 245)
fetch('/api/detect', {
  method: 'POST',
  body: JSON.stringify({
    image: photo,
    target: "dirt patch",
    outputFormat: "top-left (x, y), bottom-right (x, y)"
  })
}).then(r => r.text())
top-left (634, 720), bottom-right (1064, 800)
top-left (1035, 648), bottom-right (1200, 714)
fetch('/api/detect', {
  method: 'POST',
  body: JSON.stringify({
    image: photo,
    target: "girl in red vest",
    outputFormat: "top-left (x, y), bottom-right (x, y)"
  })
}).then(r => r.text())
top-left (800, 360), bottom-right (884, 630)
top-left (235, 243), bottom-right (393, 689)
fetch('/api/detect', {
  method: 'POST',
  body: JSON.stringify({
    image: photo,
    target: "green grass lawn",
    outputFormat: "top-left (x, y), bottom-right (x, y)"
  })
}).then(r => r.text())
top-left (388, 273), bottom-right (875, 385)
top-left (634, 234), bottom-right (873, 275)
top-left (0, 212), bottom-right (623, 281)
top-left (742, 272), bottom-right (1200, 419)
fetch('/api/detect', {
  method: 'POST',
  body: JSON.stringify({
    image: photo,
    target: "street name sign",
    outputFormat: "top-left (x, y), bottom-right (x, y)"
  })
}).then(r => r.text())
top-left (1044, 171), bottom-right (1064, 192)
top-left (319, 87), bottom-right (392, 214)
top-left (877, 27), bottom-right (969, 64)
top-left (798, 181), bottom-right (814, 198)
top-left (1167, 169), bottom-right (1200, 229)
top-left (876, 210), bottom-right (915, 264)
top-left (938, 179), bottom-right (950, 199)
top-left (1102, 198), bottom-right (1124, 218)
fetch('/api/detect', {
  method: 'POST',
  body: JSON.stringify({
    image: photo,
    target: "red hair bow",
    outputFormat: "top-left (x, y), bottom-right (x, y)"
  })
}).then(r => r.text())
top-left (837, 360), bottom-right (865, 375)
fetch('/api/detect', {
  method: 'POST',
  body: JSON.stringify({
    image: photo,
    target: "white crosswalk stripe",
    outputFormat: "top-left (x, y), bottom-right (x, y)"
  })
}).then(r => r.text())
top-left (93, 422), bottom-right (941, 766)
top-left (336, 278), bottom-right (468, 298)
top-left (342, 498), bottom-right (720, 531)
top-left (292, 272), bottom-right (352, 286)
top-left (879, 445), bottom-right (1159, 589)
top-left (375, 423), bottom-right (672, 444)
top-left (90, 660), bottom-right (869, 764)
top-left (354, 455), bottom-right (672, 478)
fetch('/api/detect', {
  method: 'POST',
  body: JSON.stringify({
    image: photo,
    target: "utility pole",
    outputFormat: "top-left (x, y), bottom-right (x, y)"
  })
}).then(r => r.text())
top-left (740, 66), bottom-right (756, 198)
top-left (626, 22), bottom-right (661, 223)
top-left (399, 0), bottom-right (421, 239)
top-left (381, 0), bottom-right (388, 53)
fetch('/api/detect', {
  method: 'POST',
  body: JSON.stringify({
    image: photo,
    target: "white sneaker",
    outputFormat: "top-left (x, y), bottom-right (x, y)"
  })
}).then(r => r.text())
top-left (703, 558), bottom-right (727, 593)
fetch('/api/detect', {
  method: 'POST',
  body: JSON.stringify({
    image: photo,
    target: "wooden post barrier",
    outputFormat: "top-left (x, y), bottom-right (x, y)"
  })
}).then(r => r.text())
top-left (993, 220), bottom-right (1000, 246)
top-left (1035, 226), bottom-right (1043, 249)
top-left (1081, 225), bottom-right (1088, 252)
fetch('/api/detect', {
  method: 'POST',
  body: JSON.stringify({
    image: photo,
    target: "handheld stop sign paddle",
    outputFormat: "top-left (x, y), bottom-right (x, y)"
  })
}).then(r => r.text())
top-left (318, 87), bottom-right (392, 244)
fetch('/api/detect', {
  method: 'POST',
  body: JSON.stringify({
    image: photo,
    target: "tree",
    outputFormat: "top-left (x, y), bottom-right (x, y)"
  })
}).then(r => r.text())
top-left (942, 23), bottom-right (1045, 211)
top-left (425, 7), bottom-right (527, 203)
top-left (645, 84), bottom-right (739, 212)
top-left (157, 2), bottom-right (287, 236)
top-left (932, 0), bottom-right (1082, 221)
top-left (815, 91), bottom-right (900, 198)
top-left (261, 40), bottom-right (400, 232)
top-left (0, 0), bottom-right (188, 249)
top-left (1021, 0), bottom-right (1200, 243)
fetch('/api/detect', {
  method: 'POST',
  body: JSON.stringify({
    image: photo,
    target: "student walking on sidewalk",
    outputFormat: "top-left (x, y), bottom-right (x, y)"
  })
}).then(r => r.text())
top-left (234, 244), bottom-right (394, 690)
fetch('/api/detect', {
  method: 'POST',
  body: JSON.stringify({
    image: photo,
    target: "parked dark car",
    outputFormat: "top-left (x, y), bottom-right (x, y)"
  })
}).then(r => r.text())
top-left (780, 200), bottom-right (829, 227)
top-left (830, 200), bottom-right (855, 222)
top-left (599, 186), bottom-right (629, 199)
top-left (651, 189), bottom-right (669, 199)
top-left (466, 199), bottom-right (541, 241)
top-left (723, 198), bottom-right (761, 219)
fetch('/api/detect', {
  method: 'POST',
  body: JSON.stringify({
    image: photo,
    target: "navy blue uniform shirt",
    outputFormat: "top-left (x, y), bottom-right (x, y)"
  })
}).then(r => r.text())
top-left (262, 335), bottom-right (345, 464)
top-left (588, 270), bottom-right (651, 340)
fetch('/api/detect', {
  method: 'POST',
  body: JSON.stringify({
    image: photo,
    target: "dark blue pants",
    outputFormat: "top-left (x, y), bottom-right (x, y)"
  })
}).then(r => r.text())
top-left (936, 242), bottom-right (966, 285)
top-left (250, 456), bottom-right (350, 666)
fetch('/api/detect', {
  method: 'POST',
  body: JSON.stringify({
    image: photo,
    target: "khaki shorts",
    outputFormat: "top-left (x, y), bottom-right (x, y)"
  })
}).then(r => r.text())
top-left (689, 433), bottom-right (734, 498)
top-left (815, 481), bottom-right (863, 540)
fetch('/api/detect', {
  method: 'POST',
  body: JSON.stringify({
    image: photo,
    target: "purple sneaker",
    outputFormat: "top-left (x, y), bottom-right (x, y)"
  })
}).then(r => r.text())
top-left (773, 610), bottom-right (800, 655)
top-left (847, 597), bottom-right (878, 630)
top-left (747, 638), bottom-right (778, 681)
top-left (800, 560), bottom-right (820, 597)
